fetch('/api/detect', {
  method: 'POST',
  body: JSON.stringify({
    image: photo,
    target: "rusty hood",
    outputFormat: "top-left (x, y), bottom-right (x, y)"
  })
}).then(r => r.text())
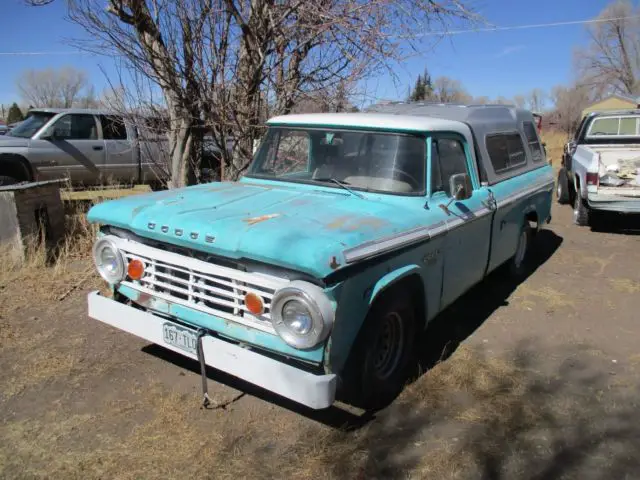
top-left (87, 180), bottom-right (425, 279)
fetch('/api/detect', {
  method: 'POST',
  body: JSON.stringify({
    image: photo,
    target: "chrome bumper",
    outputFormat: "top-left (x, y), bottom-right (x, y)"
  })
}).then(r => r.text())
top-left (87, 291), bottom-right (336, 409)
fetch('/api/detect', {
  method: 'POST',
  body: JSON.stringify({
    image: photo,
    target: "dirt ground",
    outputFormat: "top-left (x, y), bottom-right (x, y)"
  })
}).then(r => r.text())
top-left (1, 201), bottom-right (640, 480)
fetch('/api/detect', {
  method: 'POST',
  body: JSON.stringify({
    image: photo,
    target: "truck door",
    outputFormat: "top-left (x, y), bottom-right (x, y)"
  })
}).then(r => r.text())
top-left (484, 132), bottom-right (534, 272)
top-left (99, 114), bottom-right (137, 183)
top-left (430, 135), bottom-right (496, 309)
top-left (29, 113), bottom-right (104, 185)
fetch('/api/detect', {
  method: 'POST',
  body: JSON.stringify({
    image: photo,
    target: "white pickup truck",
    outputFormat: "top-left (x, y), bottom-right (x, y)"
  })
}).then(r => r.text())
top-left (557, 110), bottom-right (640, 226)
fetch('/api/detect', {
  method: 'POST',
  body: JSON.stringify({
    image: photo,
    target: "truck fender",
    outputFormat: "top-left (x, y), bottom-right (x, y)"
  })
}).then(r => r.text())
top-left (368, 264), bottom-right (422, 306)
top-left (327, 264), bottom-right (425, 377)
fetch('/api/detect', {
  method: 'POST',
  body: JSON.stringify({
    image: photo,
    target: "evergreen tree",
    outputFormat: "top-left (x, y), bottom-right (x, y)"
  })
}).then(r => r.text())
top-left (408, 68), bottom-right (434, 102)
top-left (422, 68), bottom-right (434, 99)
top-left (7, 103), bottom-right (24, 124)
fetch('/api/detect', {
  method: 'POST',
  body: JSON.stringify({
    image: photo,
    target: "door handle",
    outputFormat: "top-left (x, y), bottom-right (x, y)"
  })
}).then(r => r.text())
top-left (93, 145), bottom-right (104, 151)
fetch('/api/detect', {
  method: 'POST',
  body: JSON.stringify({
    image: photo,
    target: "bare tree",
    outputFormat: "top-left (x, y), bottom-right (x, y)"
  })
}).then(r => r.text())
top-left (35, 0), bottom-right (478, 188)
top-left (494, 96), bottom-right (511, 105)
top-left (575, 0), bottom-right (640, 97)
top-left (432, 76), bottom-right (471, 103)
top-left (526, 88), bottom-right (545, 112)
top-left (16, 66), bottom-right (92, 108)
top-left (549, 83), bottom-right (592, 134)
top-left (473, 96), bottom-right (490, 104)
top-left (512, 94), bottom-right (526, 108)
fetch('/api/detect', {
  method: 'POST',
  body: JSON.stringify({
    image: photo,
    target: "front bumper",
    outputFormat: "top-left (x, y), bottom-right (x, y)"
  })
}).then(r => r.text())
top-left (87, 291), bottom-right (337, 409)
top-left (588, 193), bottom-right (640, 213)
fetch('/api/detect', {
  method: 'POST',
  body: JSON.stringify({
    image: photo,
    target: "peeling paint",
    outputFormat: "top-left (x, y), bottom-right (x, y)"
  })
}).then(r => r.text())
top-left (243, 213), bottom-right (281, 225)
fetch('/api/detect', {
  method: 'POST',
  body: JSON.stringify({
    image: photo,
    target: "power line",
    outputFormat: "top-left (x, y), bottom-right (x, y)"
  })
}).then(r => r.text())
top-left (0, 14), bottom-right (639, 55)
top-left (0, 51), bottom-right (87, 56)
top-left (395, 15), bottom-right (640, 38)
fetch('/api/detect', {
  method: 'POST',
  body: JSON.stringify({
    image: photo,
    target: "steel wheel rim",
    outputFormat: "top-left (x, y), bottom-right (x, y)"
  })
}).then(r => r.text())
top-left (514, 230), bottom-right (527, 268)
top-left (372, 311), bottom-right (405, 380)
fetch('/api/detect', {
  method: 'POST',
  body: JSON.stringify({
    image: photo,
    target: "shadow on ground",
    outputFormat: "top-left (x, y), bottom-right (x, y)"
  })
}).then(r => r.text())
top-left (143, 229), bottom-right (563, 430)
top-left (590, 211), bottom-right (640, 235)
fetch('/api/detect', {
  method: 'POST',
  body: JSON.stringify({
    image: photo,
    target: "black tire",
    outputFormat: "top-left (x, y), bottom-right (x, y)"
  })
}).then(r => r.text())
top-left (508, 222), bottom-right (533, 278)
top-left (340, 288), bottom-right (417, 411)
top-left (573, 192), bottom-right (590, 227)
top-left (556, 169), bottom-right (571, 204)
top-left (0, 175), bottom-right (18, 186)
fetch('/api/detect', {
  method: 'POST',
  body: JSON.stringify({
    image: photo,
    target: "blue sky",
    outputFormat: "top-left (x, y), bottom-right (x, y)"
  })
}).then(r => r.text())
top-left (0, 0), bottom-right (631, 109)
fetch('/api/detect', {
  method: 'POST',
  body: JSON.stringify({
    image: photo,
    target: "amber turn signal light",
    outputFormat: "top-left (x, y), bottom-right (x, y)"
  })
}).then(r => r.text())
top-left (127, 259), bottom-right (145, 280)
top-left (244, 292), bottom-right (264, 315)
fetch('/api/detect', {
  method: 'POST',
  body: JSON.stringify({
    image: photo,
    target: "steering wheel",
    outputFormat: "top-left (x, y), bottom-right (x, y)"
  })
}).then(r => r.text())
top-left (375, 167), bottom-right (419, 189)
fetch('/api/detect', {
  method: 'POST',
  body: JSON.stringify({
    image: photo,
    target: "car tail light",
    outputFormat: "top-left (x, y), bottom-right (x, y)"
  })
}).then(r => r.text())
top-left (586, 172), bottom-right (599, 187)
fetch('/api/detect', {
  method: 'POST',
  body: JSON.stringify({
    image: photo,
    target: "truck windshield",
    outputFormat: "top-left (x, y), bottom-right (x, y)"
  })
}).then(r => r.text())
top-left (247, 127), bottom-right (426, 195)
top-left (9, 112), bottom-right (56, 138)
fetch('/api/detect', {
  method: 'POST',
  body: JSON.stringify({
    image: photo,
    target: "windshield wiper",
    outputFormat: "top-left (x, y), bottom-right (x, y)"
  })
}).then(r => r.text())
top-left (313, 177), bottom-right (365, 199)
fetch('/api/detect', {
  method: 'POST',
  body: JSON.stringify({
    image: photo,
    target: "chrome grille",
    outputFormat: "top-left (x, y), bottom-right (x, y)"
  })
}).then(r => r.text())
top-left (113, 238), bottom-right (288, 334)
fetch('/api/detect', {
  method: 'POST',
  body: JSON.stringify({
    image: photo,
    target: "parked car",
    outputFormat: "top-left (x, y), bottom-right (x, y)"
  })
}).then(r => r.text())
top-left (0, 108), bottom-right (224, 188)
top-left (86, 105), bottom-right (553, 411)
top-left (557, 110), bottom-right (640, 226)
top-left (0, 124), bottom-right (8, 136)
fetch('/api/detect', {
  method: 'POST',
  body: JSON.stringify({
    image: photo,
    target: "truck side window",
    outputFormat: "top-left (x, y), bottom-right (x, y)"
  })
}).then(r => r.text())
top-left (431, 138), bottom-right (469, 196)
top-left (51, 114), bottom-right (98, 140)
top-left (100, 115), bottom-right (127, 140)
top-left (486, 133), bottom-right (526, 173)
top-left (523, 122), bottom-right (544, 163)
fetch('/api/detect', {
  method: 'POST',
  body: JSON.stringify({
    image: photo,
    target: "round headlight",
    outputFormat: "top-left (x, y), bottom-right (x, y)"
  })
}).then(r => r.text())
top-left (270, 281), bottom-right (334, 349)
top-left (282, 300), bottom-right (313, 335)
top-left (93, 237), bottom-right (125, 284)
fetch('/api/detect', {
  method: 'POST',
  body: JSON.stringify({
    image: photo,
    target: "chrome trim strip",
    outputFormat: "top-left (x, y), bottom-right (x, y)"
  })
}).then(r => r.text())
top-left (497, 180), bottom-right (554, 209)
top-left (343, 226), bottom-right (432, 264)
top-left (342, 177), bottom-right (553, 265)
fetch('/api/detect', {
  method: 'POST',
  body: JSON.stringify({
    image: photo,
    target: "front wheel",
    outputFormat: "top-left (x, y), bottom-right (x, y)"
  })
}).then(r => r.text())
top-left (340, 289), bottom-right (416, 411)
top-left (573, 193), bottom-right (590, 227)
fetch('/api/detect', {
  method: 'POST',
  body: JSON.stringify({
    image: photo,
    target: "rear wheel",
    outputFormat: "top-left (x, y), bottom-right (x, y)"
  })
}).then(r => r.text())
top-left (573, 193), bottom-right (590, 227)
top-left (508, 222), bottom-right (533, 278)
top-left (556, 169), bottom-right (571, 204)
top-left (0, 175), bottom-right (18, 186)
top-left (341, 288), bottom-right (416, 411)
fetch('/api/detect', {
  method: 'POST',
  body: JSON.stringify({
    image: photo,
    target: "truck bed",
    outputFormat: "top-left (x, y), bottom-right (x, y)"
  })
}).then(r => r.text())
top-left (588, 145), bottom-right (640, 191)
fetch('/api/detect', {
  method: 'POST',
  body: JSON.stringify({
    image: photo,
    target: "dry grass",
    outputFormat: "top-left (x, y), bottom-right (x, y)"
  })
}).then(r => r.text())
top-left (542, 130), bottom-right (568, 170)
top-left (511, 284), bottom-right (575, 311)
top-left (609, 278), bottom-right (640, 294)
top-left (0, 203), bottom-right (99, 315)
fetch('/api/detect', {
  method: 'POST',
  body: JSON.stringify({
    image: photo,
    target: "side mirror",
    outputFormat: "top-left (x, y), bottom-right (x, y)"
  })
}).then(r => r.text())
top-left (40, 126), bottom-right (56, 140)
top-left (449, 173), bottom-right (472, 201)
top-left (564, 141), bottom-right (576, 155)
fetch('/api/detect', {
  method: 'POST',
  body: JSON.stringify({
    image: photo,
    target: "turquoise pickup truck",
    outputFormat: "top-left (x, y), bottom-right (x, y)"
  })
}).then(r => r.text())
top-left (87, 103), bottom-right (554, 411)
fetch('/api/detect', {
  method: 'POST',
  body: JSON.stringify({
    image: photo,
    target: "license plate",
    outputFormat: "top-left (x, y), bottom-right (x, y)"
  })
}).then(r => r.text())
top-left (162, 322), bottom-right (198, 355)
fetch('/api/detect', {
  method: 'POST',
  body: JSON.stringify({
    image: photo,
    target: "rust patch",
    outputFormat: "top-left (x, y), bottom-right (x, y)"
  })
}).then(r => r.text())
top-left (326, 216), bottom-right (387, 231)
top-left (136, 291), bottom-right (153, 307)
top-left (326, 216), bottom-right (350, 230)
top-left (345, 217), bottom-right (386, 231)
top-left (243, 213), bottom-right (281, 225)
